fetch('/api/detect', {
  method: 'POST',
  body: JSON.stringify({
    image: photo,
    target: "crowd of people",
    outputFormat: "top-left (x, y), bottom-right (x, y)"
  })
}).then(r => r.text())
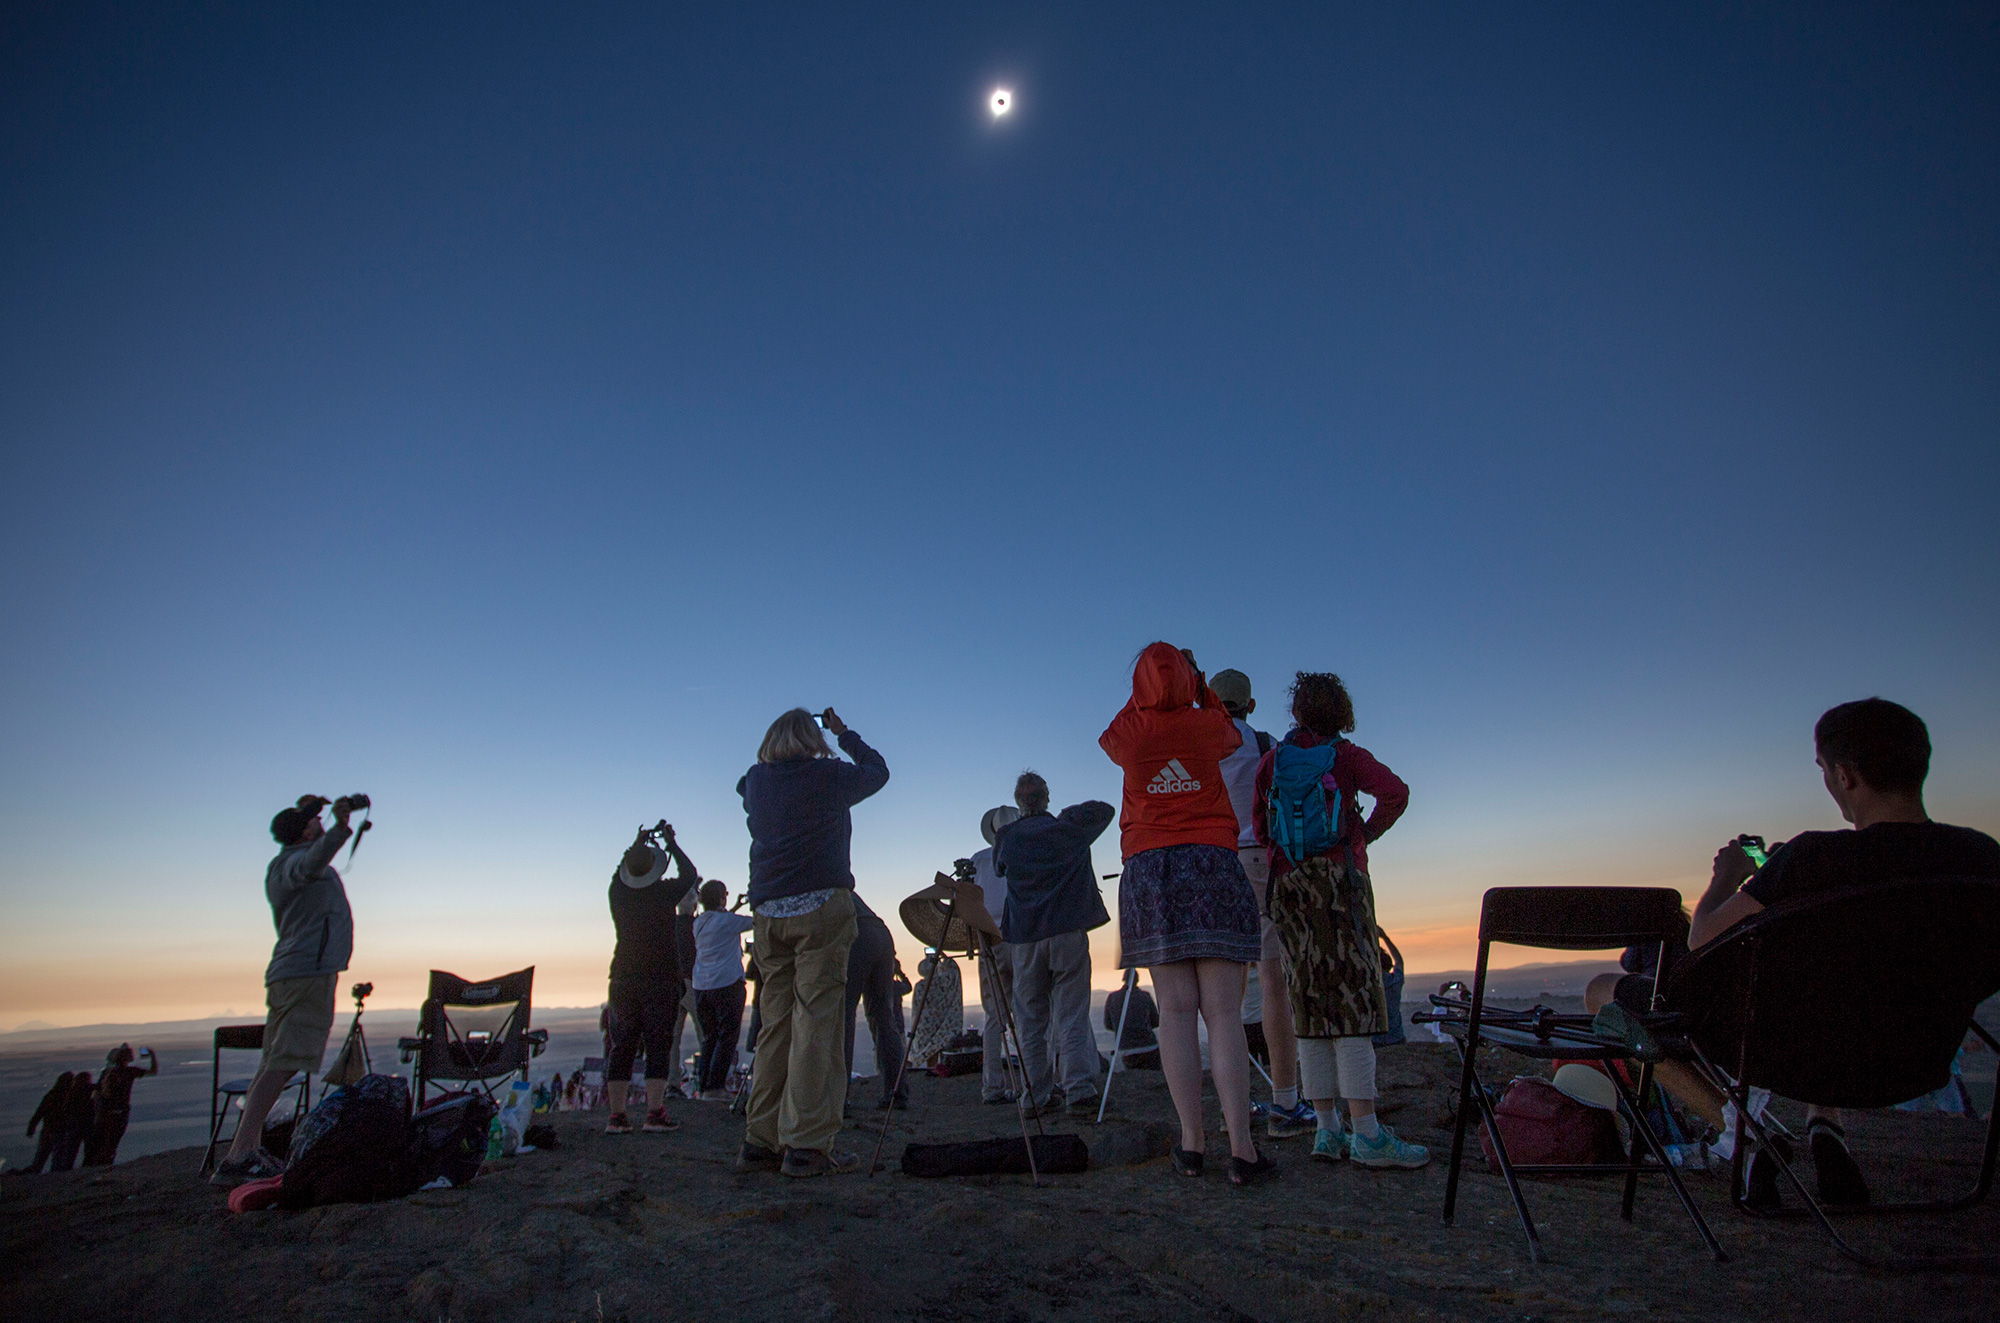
top-left (22, 643), bottom-right (1990, 1220)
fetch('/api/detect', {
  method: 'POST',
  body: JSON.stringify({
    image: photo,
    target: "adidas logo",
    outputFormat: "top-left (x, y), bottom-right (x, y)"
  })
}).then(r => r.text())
top-left (1146, 759), bottom-right (1202, 795)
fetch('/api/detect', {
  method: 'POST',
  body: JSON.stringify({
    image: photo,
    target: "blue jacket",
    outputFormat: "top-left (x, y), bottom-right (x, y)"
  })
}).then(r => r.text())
top-left (738, 729), bottom-right (889, 907)
top-left (994, 801), bottom-right (1114, 944)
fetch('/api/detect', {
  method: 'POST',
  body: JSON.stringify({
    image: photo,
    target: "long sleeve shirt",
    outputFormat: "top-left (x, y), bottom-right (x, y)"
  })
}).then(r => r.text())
top-left (263, 824), bottom-right (354, 984)
top-left (1251, 732), bottom-right (1409, 878)
top-left (994, 801), bottom-right (1115, 944)
top-left (737, 729), bottom-right (890, 907)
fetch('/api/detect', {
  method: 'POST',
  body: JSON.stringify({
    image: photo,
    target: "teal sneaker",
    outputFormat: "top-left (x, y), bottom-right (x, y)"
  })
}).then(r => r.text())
top-left (1310, 1127), bottom-right (1349, 1163)
top-left (1349, 1124), bottom-right (1430, 1170)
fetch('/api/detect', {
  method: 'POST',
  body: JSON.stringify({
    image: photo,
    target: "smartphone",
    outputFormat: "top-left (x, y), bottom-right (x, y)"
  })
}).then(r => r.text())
top-left (813, 713), bottom-right (827, 728)
top-left (1737, 834), bottom-right (1769, 868)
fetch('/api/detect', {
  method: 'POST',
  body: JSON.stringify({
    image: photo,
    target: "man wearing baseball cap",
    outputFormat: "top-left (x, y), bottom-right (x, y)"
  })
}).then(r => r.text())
top-left (212, 794), bottom-right (361, 1186)
top-left (1211, 671), bottom-right (1312, 1138)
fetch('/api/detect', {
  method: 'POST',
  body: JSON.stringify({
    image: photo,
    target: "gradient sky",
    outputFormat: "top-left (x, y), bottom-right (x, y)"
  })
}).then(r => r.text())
top-left (3, 3), bottom-right (1996, 1028)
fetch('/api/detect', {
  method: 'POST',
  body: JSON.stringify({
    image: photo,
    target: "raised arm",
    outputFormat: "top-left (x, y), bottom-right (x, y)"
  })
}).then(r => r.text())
top-left (1055, 800), bottom-right (1116, 846)
top-left (833, 728), bottom-right (890, 805)
top-left (1689, 840), bottom-right (1767, 948)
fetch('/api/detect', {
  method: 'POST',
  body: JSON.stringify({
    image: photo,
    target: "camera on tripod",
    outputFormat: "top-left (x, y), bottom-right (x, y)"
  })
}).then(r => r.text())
top-left (952, 857), bottom-right (977, 884)
top-left (351, 981), bottom-right (374, 1006)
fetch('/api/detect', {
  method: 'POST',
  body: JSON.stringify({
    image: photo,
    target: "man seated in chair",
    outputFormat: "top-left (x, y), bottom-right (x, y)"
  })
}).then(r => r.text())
top-left (1600, 698), bottom-right (2000, 1208)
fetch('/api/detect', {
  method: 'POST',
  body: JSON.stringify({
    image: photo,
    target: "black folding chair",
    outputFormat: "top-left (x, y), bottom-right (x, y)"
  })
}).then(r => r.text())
top-left (1667, 876), bottom-right (2000, 1270)
top-left (1423, 886), bottom-right (1726, 1264)
top-left (201, 1023), bottom-right (310, 1173)
top-left (397, 967), bottom-right (549, 1108)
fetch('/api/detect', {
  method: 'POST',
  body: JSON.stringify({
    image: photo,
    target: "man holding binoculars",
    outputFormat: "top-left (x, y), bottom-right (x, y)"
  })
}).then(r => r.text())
top-left (212, 793), bottom-right (368, 1186)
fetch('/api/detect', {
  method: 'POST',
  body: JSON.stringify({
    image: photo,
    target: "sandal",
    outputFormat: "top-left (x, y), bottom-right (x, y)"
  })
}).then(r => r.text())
top-left (1171, 1145), bottom-right (1204, 1178)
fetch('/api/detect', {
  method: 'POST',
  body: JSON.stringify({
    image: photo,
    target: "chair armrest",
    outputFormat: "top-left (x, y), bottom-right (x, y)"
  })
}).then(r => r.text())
top-left (526, 1028), bottom-right (549, 1057)
top-left (397, 1036), bottom-right (423, 1063)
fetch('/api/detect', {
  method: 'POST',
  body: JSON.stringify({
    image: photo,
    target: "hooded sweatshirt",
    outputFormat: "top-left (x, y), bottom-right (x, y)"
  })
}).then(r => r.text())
top-left (1098, 644), bottom-right (1244, 859)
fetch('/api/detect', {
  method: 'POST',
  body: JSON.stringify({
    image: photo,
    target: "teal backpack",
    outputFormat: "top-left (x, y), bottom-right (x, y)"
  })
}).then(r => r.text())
top-left (1265, 738), bottom-right (1347, 864)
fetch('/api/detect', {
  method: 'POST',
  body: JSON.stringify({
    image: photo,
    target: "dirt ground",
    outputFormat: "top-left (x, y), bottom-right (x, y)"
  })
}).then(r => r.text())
top-left (3, 1042), bottom-right (1996, 1323)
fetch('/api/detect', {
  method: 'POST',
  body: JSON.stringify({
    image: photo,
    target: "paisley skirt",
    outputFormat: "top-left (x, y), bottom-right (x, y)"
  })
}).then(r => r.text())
top-left (1118, 844), bottom-right (1261, 968)
top-left (1266, 854), bottom-right (1389, 1038)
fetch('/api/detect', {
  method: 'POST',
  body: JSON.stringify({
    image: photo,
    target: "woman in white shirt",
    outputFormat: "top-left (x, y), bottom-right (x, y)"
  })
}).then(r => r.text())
top-left (690, 881), bottom-right (756, 1099)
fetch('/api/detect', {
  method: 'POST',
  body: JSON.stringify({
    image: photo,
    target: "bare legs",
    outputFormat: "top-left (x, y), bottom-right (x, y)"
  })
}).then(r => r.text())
top-left (225, 1068), bottom-right (296, 1163)
top-left (1150, 958), bottom-right (1258, 1162)
top-left (1585, 973), bottom-right (1728, 1131)
top-left (608, 1078), bottom-right (666, 1117)
top-left (1258, 954), bottom-right (1298, 1094)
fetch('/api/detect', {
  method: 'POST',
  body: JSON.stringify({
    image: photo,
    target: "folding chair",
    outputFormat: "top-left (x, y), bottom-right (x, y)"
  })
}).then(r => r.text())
top-left (1666, 876), bottom-right (2000, 1270)
top-left (201, 1024), bottom-right (309, 1173)
top-left (1096, 968), bottom-right (1163, 1123)
top-left (397, 967), bottom-right (549, 1108)
top-left (1424, 886), bottom-right (1726, 1264)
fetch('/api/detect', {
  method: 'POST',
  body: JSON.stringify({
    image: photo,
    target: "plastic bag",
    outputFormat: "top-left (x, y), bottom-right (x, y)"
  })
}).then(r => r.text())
top-left (498, 1078), bottom-right (533, 1155)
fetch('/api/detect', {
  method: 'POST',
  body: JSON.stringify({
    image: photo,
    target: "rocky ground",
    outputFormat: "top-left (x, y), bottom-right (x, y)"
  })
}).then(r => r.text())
top-left (4, 1042), bottom-right (1996, 1322)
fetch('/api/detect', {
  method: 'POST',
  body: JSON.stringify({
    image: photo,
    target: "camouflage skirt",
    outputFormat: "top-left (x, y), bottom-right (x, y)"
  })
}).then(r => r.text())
top-left (1266, 854), bottom-right (1389, 1039)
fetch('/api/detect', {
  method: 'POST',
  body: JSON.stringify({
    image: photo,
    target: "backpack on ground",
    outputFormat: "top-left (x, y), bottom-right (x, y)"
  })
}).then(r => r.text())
top-left (410, 1091), bottom-right (498, 1189)
top-left (1478, 1076), bottom-right (1622, 1174)
top-left (1265, 738), bottom-right (1346, 865)
top-left (276, 1073), bottom-right (418, 1210)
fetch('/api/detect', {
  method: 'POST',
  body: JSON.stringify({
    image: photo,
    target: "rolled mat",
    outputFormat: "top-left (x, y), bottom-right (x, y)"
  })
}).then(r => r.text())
top-left (900, 1134), bottom-right (1088, 1178)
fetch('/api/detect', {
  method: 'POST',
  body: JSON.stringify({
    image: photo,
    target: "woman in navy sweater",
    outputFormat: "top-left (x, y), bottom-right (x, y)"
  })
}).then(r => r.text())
top-left (734, 707), bottom-right (888, 1177)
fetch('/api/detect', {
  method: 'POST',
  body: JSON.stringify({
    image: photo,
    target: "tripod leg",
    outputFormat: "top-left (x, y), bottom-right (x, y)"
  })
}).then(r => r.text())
top-left (1098, 967), bottom-right (1137, 1125)
top-left (870, 901), bottom-right (955, 1178)
top-left (978, 935), bottom-right (1042, 1186)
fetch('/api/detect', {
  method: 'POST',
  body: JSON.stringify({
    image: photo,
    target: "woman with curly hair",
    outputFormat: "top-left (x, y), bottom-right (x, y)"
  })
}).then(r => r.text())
top-left (1100, 643), bottom-right (1275, 1185)
top-left (1252, 672), bottom-right (1425, 1169)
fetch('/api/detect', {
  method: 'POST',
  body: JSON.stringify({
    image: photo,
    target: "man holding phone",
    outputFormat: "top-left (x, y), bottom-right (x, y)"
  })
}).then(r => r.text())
top-left (1677, 699), bottom-right (1999, 1208)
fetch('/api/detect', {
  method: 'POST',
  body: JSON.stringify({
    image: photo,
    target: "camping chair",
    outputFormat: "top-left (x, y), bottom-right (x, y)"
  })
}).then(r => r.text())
top-left (201, 1023), bottom-right (310, 1173)
top-left (398, 967), bottom-right (549, 1108)
top-left (1420, 886), bottom-right (1727, 1264)
top-left (1665, 876), bottom-right (2000, 1270)
top-left (1096, 968), bottom-right (1163, 1122)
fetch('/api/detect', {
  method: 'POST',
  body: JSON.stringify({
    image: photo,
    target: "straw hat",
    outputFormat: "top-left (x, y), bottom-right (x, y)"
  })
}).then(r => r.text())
top-left (899, 872), bottom-right (1002, 954)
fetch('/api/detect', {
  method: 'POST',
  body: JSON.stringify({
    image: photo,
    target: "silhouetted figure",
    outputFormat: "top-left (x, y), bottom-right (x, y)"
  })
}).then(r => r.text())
top-left (83, 1044), bottom-right (156, 1166)
top-left (50, 1071), bottom-right (92, 1172)
top-left (23, 1072), bottom-right (74, 1174)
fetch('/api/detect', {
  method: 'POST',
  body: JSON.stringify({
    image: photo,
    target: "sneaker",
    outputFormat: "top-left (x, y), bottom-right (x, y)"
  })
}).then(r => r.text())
top-left (1266, 1100), bottom-right (1317, 1139)
top-left (1310, 1128), bottom-right (1349, 1163)
top-left (1065, 1092), bottom-right (1101, 1116)
top-left (874, 1095), bottom-right (909, 1110)
top-left (1349, 1124), bottom-right (1430, 1169)
top-left (1229, 1148), bottom-right (1279, 1186)
top-left (641, 1107), bottom-right (679, 1133)
top-left (734, 1141), bottom-right (783, 1173)
top-left (208, 1149), bottom-right (285, 1187)
top-left (664, 1084), bottom-right (689, 1100)
top-left (981, 1090), bottom-right (1017, 1105)
top-left (604, 1113), bottom-right (633, 1134)
top-left (1809, 1122), bottom-right (1870, 1206)
top-left (781, 1147), bottom-right (861, 1178)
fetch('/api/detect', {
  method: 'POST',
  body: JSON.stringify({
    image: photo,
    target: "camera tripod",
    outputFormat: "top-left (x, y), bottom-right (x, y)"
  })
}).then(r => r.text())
top-left (320, 982), bottom-right (375, 1096)
top-left (868, 888), bottom-right (1044, 1184)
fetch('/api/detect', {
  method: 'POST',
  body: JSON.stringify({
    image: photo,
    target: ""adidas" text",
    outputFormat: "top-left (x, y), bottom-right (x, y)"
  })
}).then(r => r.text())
top-left (1146, 759), bottom-right (1201, 794)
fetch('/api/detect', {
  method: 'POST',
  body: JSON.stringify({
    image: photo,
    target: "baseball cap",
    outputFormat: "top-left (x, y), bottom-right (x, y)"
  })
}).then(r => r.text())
top-left (1209, 669), bottom-right (1253, 709)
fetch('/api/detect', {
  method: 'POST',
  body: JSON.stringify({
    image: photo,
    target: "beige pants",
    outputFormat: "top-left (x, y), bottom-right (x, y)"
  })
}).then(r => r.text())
top-left (745, 891), bottom-right (858, 1156)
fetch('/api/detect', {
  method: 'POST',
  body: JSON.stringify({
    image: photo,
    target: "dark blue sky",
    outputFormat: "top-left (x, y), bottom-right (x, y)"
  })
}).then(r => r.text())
top-left (3, 3), bottom-right (1995, 1021)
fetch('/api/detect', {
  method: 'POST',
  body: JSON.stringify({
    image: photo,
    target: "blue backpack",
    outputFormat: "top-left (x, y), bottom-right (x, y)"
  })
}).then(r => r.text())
top-left (1265, 739), bottom-right (1347, 864)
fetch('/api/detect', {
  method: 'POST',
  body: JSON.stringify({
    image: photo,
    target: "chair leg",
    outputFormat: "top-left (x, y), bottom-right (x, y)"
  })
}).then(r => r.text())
top-left (1465, 1053), bottom-right (1547, 1265)
top-left (1609, 1070), bottom-right (1728, 1262)
top-left (1441, 1032), bottom-right (1480, 1224)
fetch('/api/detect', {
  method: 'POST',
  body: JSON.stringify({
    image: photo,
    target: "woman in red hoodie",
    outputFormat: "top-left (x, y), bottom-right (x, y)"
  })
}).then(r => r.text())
top-left (1100, 643), bottom-right (1273, 1184)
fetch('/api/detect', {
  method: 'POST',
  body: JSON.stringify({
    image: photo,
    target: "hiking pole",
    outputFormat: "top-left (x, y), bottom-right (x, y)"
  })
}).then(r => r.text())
top-left (1097, 966), bottom-right (1138, 1124)
top-left (870, 894), bottom-right (957, 1179)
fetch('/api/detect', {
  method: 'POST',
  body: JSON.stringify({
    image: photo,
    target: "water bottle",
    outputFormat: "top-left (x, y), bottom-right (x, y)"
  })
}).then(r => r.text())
top-left (485, 1114), bottom-right (503, 1163)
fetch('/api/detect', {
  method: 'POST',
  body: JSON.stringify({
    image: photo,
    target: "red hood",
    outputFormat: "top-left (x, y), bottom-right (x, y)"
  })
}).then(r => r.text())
top-left (1132, 642), bottom-right (1199, 712)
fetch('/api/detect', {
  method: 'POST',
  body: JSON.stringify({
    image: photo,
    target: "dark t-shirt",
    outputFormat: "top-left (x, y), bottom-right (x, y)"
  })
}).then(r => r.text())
top-left (95, 1065), bottom-right (147, 1110)
top-left (608, 870), bottom-right (693, 984)
top-left (1741, 821), bottom-right (2000, 908)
